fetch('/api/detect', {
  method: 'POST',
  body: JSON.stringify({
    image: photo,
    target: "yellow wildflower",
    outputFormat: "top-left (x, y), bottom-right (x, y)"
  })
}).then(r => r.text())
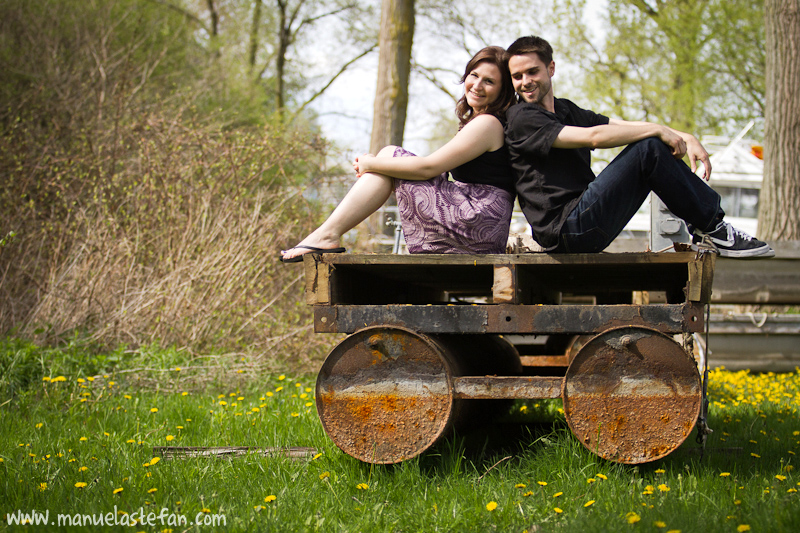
top-left (554, 507), bottom-right (563, 514)
top-left (485, 501), bottom-right (498, 511)
top-left (264, 495), bottom-right (277, 503)
top-left (113, 487), bottom-right (123, 495)
top-left (737, 526), bottom-right (751, 532)
top-left (584, 500), bottom-right (595, 508)
top-left (356, 483), bottom-right (369, 490)
top-left (74, 482), bottom-right (87, 488)
top-left (626, 512), bottom-right (641, 524)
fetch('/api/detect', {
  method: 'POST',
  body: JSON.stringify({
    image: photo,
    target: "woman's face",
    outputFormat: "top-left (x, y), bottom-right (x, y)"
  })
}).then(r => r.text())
top-left (464, 61), bottom-right (502, 112)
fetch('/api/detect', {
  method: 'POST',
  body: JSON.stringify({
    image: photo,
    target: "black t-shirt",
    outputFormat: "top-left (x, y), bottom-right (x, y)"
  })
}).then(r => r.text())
top-left (505, 98), bottom-right (609, 250)
top-left (449, 144), bottom-right (515, 194)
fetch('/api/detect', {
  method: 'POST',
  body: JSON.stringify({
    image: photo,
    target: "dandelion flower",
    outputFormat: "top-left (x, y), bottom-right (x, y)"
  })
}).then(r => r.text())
top-left (113, 487), bottom-right (123, 495)
top-left (148, 488), bottom-right (158, 493)
top-left (626, 512), bottom-right (641, 524)
top-left (554, 507), bottom-right (563, 514)
top-left (776, 475), bottom-right (787, 481)
top-left (79, 437), bottom-right (88, 442)
top-left (485, 501), bottom-right (498, 511)
top-left (165, 435), bottom-right (174, 442)
top-left (35, 423), bottom-right (44, 429)
top-left (553, 492), bottom-right (563, 498)
top-left (312, 453), bottom-right (323, 461)
top-left (655, 469), bottom-right (665, 474)
top-left (720, 472), bottom-right (731, 477)
top-left (596, 473), bottom-right (607, 480)
top-left (587, 478), bottom-right (596, 484)
top-left (584, 500), bottom-right (595, 508)
top-left (522, 491), bottom-right (533, 497)
top-left (654, 521), bottom-right (666, 528)
top-left (515, 483), bottom-right (526, 489)
top-left (264, 495), bottom-right (277, 503)
top-left (658, 484), bottom-right (670, 492)
top-left (38, 483), bottom-right (47, 491)
top-left (74, 482), bottom-right (87, 488)
top-left (278, 375), bottom-right (286, 381)
top-left (150, 408), bottom-right (158, 413)
top-left (537, 481), bottom-right (548, 486)
top-left (751, 453), bottom-right (760, 458)
top-left (291, 412), bottom-right (300, 417)
top-left (319, 472), bottom-right (330, 480)
top-left (737, 526), bottom-right (751, 532)
top-left (79, 466), bottom-right (88, 472)
top-left (356, 483), bottom-right (369, 490)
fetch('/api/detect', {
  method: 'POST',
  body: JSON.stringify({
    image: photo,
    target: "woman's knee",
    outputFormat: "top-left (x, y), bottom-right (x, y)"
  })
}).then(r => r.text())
top-left (377, 145), bottom-right (398, 157)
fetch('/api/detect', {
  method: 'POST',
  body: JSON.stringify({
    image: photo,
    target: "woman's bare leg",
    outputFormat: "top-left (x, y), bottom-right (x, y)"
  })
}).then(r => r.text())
top-left (281, 171), bottom-right (394, 261)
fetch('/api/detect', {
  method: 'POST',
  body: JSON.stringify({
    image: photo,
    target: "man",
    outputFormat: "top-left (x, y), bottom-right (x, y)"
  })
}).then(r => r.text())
top-left (503, 35), bottom-right (774, 258)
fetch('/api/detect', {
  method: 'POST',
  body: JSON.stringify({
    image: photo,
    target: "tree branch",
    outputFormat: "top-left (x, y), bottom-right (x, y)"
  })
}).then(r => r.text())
top-left (289, 44), bottom-right (377, 122)
top-left (144, 0), bottom-right (209, 34)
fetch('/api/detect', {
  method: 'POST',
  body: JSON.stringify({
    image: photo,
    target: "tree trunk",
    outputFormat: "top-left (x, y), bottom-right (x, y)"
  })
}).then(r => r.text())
top-left (370, 0), bottom-right (415, 154)
top-left (760, 0), bottom-right (800, 239)
top-left (249, 0), bottom-right (263, 70)
top-left (276, 0), bottom-right (289, 115)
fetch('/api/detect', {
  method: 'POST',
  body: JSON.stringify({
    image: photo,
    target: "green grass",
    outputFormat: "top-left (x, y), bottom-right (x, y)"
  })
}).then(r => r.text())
top-left (1, 349), bottom-right (799, 532)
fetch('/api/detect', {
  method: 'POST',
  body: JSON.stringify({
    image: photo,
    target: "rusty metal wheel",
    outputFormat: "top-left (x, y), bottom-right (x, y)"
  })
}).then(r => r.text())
top-left (562, 326), bottom-right (702, 464)
top-left (315, 326), bottom-right (457, 464)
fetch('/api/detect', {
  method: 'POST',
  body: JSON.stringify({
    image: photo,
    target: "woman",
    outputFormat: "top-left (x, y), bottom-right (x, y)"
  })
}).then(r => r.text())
top-left (280, 46), bottom-right (516, 262)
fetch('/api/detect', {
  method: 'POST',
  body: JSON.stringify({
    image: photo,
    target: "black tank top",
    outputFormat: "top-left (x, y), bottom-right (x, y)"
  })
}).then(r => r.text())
top-left (449, 144), bottom-right (515, 194)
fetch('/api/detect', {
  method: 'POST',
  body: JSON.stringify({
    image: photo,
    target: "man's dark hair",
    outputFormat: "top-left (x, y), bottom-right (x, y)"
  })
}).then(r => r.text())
top-left (505, 36), bottom-right (553, 65)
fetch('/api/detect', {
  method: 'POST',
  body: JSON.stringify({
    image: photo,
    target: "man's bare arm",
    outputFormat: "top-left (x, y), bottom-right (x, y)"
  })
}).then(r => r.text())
top-left (608, 118), bottom-right (711, 180)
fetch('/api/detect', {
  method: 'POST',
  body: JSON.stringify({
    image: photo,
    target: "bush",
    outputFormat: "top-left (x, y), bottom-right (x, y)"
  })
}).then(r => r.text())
top-left (0, 0), bottom-right (343, 371)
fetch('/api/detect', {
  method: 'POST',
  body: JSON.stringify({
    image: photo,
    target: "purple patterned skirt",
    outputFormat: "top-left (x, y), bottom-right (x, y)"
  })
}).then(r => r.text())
top-left (393, 147), bottom-right (514, 254)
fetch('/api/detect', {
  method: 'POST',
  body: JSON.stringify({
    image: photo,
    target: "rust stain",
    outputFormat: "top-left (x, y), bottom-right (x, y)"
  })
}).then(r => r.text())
top-left (563, 326), bottom-right (702, 464)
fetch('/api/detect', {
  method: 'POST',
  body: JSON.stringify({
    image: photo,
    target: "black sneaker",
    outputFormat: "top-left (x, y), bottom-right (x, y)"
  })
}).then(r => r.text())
top-left (693, 221), bottom-right (775, 258)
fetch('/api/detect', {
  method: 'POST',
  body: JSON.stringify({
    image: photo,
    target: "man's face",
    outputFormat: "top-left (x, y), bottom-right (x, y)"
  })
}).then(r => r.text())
top-left (508, 52), bottom-right (555, 107)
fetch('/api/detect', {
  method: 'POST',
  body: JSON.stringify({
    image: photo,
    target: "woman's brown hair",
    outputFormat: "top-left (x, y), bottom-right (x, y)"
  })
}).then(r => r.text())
top-left (455, 46), bottom-right (515, 128)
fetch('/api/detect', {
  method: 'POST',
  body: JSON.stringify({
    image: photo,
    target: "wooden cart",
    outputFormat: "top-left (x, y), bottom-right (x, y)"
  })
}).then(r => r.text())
top-left (304, 251), bottom-right (716, 464)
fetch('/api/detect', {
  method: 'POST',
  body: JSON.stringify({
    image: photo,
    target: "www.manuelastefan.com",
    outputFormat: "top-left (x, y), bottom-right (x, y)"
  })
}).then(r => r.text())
top-left (6, 507), bottom-right (227, 528)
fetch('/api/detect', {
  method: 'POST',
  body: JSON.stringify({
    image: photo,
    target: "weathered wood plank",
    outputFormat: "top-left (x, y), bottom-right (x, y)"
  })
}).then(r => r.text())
top-left (687, 251), bottom-right (716, 303)
top-left (492, 264), bottom-right (517, 304)
top-left (153, 446), bottom-right (318, 460)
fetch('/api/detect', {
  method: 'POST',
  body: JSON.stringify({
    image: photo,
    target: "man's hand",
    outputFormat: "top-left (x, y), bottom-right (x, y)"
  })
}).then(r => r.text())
top-left (659, 127), bottom-right (687, 159)
top-left (684, 136), bottom-right (712, 181)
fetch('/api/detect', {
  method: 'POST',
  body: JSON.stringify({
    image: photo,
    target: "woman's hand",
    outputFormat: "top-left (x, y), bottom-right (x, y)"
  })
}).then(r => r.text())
top-left (354, 154), bottom-right (375, 177)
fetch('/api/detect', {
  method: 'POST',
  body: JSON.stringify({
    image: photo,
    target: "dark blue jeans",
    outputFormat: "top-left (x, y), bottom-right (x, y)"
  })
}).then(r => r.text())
top-left (555, 138), bottom-right (723, 253)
